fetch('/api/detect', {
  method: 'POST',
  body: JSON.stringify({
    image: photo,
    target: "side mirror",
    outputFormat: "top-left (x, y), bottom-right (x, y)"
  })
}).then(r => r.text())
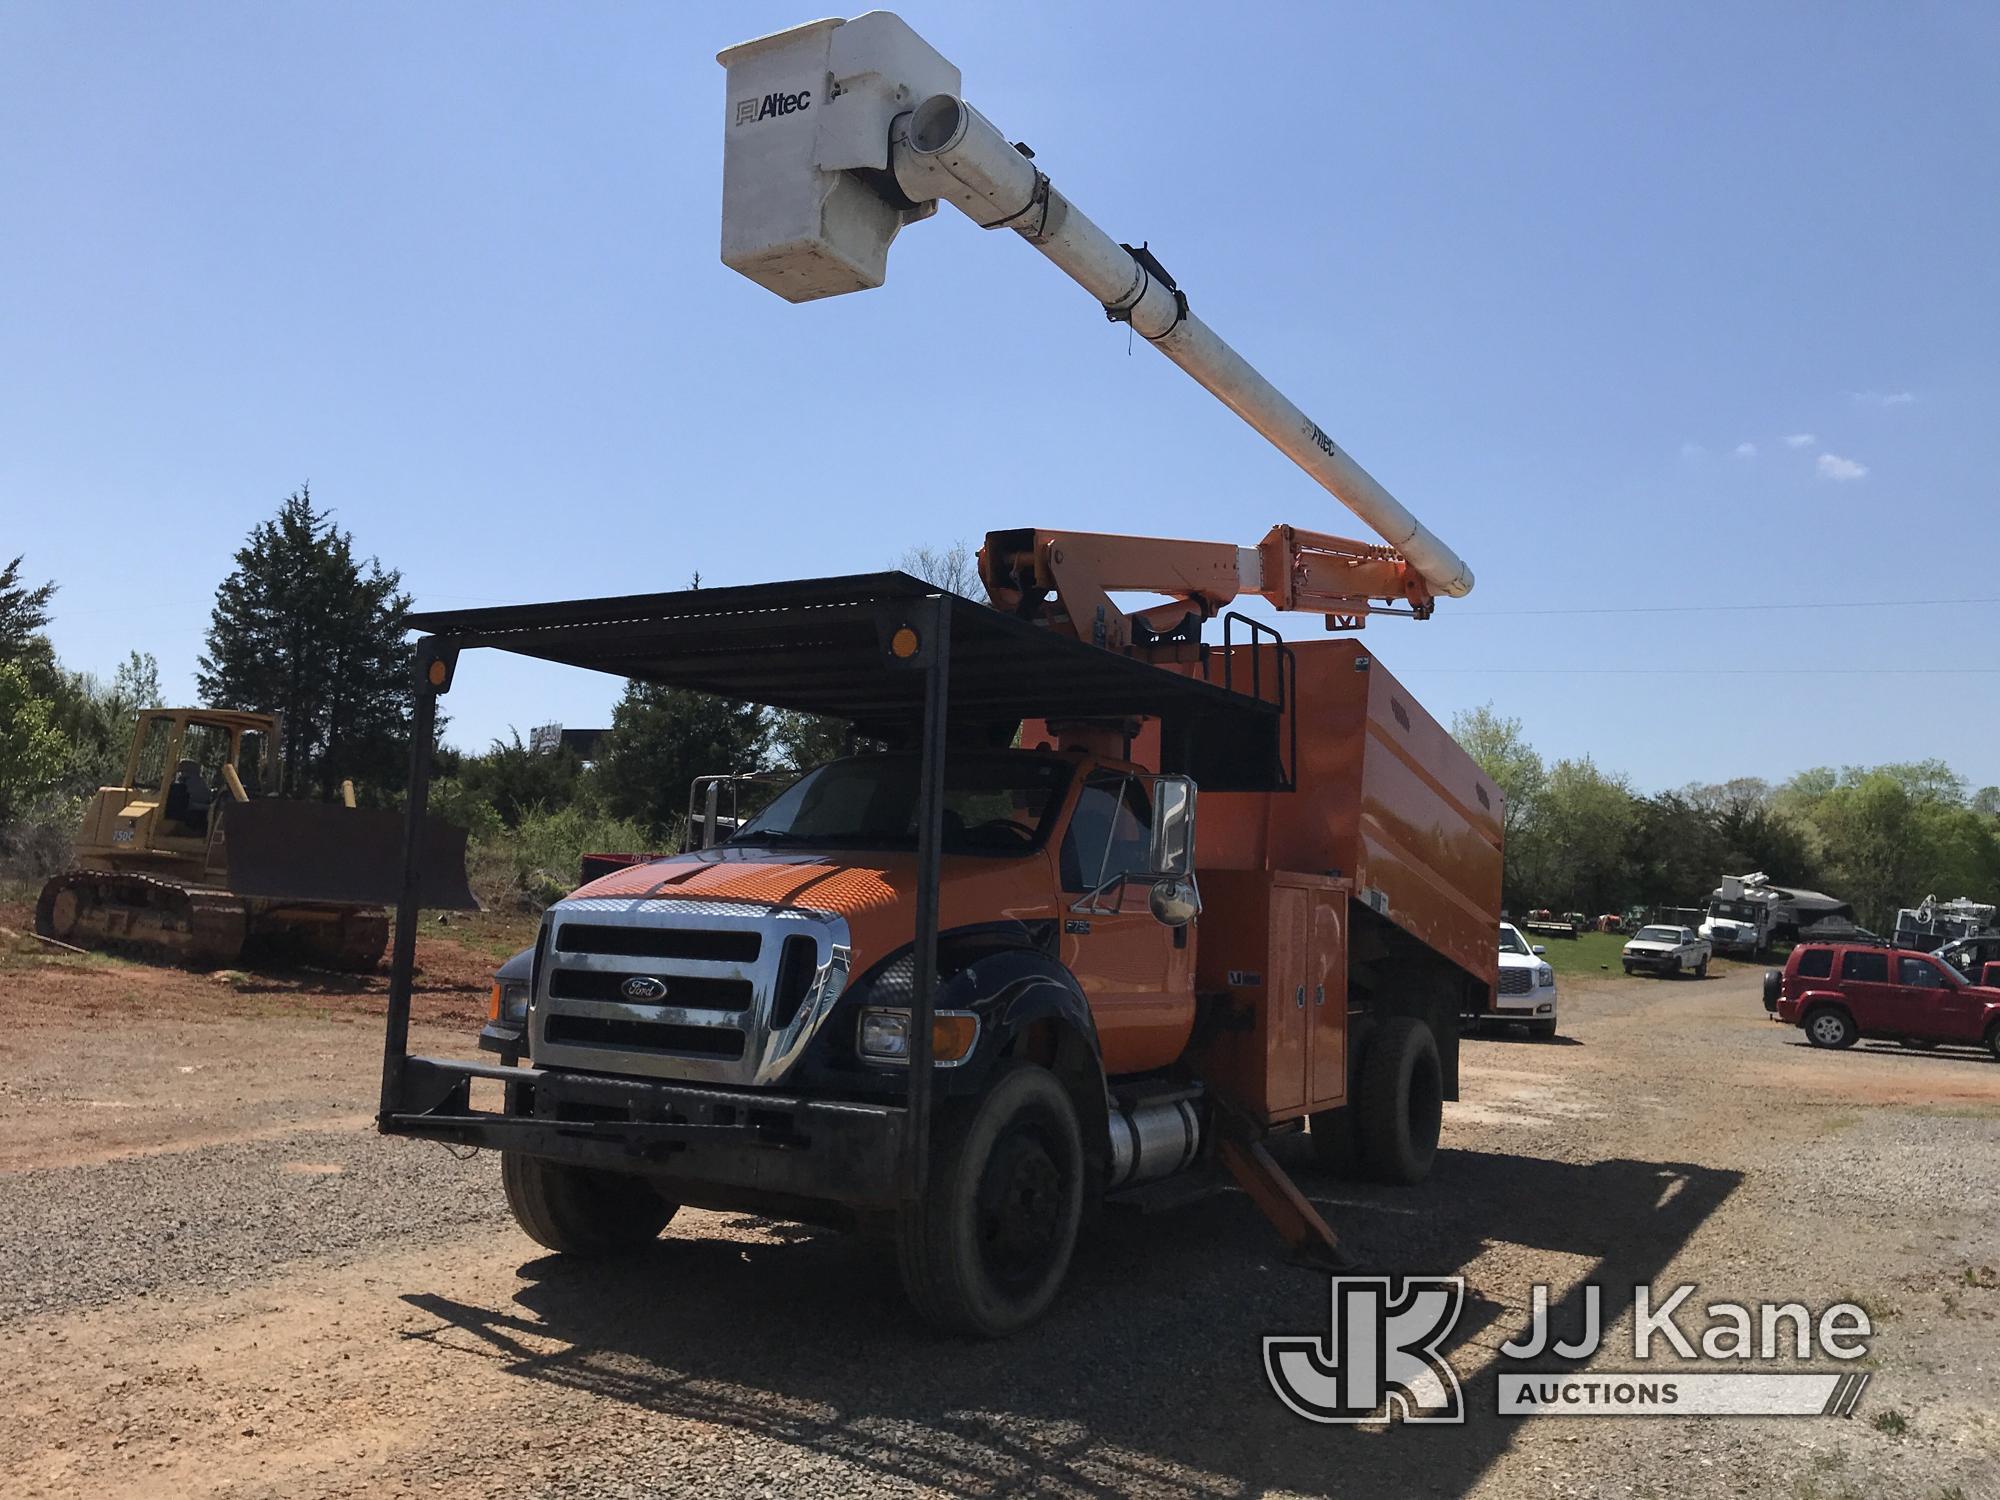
top-left (1146, 774), bottom-right (1198, 876)
top-left (1149, 875), bottom-right (1199, 928)
top-left (1531, 945), bottom-right (1547, 956)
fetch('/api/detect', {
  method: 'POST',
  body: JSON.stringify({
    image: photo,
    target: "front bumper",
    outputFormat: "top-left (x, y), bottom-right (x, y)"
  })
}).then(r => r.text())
top-left (380, 1055), bottom-right (908, 1210)
top-left (1623, 950), bottom-right (1681, 969)
top-left (1493, 991), bottom-right (1556, 1015)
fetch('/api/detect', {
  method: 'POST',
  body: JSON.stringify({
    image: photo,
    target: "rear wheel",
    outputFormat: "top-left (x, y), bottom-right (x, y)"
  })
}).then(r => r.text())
top-left (501, 1152), bottom-right (677, 1254)
top-left (1805, 1007), bottom-right (1857, 1050)
top-left (1985, 1022), bottom-right (2000, 1062)
top-left (1355, 1017), bottom-right (1442, 1185)
top-left (1695, 957), bottom-right (1709, 979)
top-left (896, 1063), bottom-right (1085, 1338)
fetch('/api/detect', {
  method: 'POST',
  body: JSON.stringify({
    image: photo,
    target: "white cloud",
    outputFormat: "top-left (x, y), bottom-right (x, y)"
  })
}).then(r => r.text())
top-left (1734, 441), bottom-right (1758, 458)
top-left (1850, 390), bottom-right (1915, 407)
top-left (1784, 433), bottom-right (1816, 448)
top-left (1817, 453), bottom-right (1868, 481)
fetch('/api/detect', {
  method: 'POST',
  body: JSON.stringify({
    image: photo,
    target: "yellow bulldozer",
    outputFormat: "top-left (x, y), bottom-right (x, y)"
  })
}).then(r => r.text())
top-left (35, 707), bottom-right (475, 969)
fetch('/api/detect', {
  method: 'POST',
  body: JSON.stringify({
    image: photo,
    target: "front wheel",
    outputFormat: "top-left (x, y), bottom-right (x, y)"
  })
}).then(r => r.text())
top-left (1805, 1007), bottom-right (1857, 1050)
top-left (896, 1063), bottom-right (1085, 1338)
top-left (1662, 958), bottom-right (1680, 979)
top-left (1623, 963), bottom-right (1635, 976)
top-left (501, 1152), bottom-right (677, 1254)
top-left (1527, 1018), bottom-right (1558, 1039)
top-left (1985, 1022), bottom-right (2000, 1062)
top-left (1356, 1017), bottom-right (1443, 1185)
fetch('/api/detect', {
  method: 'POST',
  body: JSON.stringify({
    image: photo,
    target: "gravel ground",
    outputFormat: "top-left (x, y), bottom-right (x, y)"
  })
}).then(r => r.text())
top-left (0, 951), bottom-right (1995, 1499)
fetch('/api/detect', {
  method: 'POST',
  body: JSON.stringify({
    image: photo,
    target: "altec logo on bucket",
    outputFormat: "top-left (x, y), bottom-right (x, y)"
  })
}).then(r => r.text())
top-left (1265, 1278), bottom-right (1875, 1423)
top-left (734, 90), bottom-right (813, 126)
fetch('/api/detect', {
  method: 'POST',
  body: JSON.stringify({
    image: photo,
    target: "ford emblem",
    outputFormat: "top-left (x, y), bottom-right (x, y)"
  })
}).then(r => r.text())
top-left (620, 976), bottom-right (669, 1001)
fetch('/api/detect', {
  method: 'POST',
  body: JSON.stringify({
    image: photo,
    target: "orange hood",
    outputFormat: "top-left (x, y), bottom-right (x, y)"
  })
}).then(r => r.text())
top-left (570, 848), bottom-right (1056, 969)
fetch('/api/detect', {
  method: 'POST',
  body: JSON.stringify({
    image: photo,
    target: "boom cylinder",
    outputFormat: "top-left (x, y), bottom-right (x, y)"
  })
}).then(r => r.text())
top-left (891, 94), bottom-right (1474, 600)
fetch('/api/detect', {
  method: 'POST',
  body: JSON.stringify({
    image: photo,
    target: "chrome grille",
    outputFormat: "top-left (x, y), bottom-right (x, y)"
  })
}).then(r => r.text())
top-left (531, 896), bottom-right (851, 1086)
top-left (1498, 966), bottom-right (1534, 995)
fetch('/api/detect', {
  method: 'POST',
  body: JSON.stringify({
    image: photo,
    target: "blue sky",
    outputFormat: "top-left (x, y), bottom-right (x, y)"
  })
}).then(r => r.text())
top-left (5, 3), bottom-right (1996, 793)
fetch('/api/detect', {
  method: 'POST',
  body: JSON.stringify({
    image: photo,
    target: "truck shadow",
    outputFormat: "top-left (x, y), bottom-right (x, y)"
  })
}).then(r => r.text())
top-left (399, 1147), bottom-right (1738, 1497)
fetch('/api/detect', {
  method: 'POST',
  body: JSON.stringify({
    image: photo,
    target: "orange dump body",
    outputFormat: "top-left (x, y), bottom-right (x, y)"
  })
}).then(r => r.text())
top-left (1180, 641), bottom-right (1502, 1123)
top-left (1196, 641), bottom-right (1502, 987)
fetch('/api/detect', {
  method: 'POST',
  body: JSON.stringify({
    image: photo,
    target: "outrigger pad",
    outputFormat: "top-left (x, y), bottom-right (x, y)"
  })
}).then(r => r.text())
top-left (222, 800), bottom-right (478, 910)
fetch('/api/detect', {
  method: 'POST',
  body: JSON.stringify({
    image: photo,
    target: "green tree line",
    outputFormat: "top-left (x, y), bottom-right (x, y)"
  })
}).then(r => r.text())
top-left (1, 495), bottom-right (964, 892)
top-left (1453, 705), bottom-right (2000, 931)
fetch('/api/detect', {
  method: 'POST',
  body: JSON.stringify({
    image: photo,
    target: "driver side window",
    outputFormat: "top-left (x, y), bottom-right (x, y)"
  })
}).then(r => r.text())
top-left (1059, 774), bottom-right (1153, 894)
top-left (1897, 957), bottom-right (1948, 989)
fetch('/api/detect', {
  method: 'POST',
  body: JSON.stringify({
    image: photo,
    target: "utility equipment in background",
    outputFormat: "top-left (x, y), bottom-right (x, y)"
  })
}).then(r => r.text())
top-left (37, 707), bottom-right (475, 968)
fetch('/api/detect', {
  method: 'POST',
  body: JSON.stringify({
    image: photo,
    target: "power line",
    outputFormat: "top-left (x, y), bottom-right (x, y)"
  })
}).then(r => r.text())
top-left (1460, 596), bottom-right (2000, 618)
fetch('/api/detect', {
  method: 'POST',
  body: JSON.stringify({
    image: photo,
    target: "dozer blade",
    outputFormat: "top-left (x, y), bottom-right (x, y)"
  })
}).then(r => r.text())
top-left (221, 801), bottom-right (477, 910)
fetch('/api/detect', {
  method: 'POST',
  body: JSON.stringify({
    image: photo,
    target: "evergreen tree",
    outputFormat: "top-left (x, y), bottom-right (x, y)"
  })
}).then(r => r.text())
top-left (196, 486), bottom-right (416, 801)
top-left (0, 556), bottom-right (56, 665)
top-left (595, 683), bottom-right (765, 839)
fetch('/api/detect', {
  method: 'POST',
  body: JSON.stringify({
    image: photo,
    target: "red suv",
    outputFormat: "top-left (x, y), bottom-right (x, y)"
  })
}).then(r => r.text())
top-left (1766, 942), bottom-right (2000, 1057)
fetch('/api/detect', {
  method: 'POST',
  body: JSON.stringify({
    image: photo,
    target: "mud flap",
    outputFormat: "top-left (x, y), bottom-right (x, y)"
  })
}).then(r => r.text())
top-left (1215, 1113), bottom-right (1355, 1274)
top-left (221, 800), bottom-right (477, 909)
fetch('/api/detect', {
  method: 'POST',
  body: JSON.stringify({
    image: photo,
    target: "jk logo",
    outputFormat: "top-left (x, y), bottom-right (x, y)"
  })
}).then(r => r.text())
top-left (1265, 1276), bottom-right (1466, 1424)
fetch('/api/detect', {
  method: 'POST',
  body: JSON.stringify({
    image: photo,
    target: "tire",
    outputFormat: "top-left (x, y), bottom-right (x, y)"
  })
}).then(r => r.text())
top-left (895, 1063), bottom-right (1085, 1338)
top-left (1306, 1106), bottom-right (1359, 1175)
top-left (1355, 1016), bottom-right (1443, 1186)
top-left (1623, 963), bottom-right (1635, 976)
top-left (1695, 957), bottom-right (1709, 979)
top-left (1527, 1019), bottom-right (1557, 1039)
top-left (1761, 969), bottom-right (1782, 1012)
top-left (1985, 1022), bottom-right (2000, 1062)
top-left (1804, 1007), bottom-right (1857, 1050)
top-left (501, 1151), bottom-right (677, 1254)
top-left (1662, 957), bottom-right (1680, 979)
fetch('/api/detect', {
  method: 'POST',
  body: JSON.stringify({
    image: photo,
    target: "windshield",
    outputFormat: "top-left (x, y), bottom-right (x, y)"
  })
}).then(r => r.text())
top-left (1635, 926), bottom-right (1682, 943)
top-left (730, 752), bottom-right (1074, 856)
top-left (1499, 925), bottom-right (1533, 956)
top-left (1710, 900), bottom-right (1759, 923)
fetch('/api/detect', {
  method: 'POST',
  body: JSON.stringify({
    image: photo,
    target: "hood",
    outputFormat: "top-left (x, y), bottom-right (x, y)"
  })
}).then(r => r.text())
top-left (565, 845), bottom-right (1057, 968)
top-left (1497, 951), bottom-right (1543, 970)
top-left (1624, 938), bottom-right (1676, 950)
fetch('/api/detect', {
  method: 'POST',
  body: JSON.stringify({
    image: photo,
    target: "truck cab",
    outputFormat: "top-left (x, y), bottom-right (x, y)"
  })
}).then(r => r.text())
top-left (529, 746), bottom-right (1202, 1094)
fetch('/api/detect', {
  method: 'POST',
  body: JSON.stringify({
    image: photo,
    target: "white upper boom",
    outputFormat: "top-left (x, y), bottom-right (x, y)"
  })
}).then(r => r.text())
top-left (717, 12), bottom-right (1474, 601)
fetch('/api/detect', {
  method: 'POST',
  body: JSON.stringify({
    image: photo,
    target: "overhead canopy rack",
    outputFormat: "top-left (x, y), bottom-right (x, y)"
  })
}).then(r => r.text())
top-left (407, 571), bottom-right (1285, 792)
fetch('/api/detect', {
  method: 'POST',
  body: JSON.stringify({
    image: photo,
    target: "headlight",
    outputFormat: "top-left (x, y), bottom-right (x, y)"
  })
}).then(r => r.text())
top-left (489, 981), bottom-right (529, 1025)
top-left (1536, 963), bottom-right (1554, 987)
top-left (858, 1006), bottom-right (980, 1066)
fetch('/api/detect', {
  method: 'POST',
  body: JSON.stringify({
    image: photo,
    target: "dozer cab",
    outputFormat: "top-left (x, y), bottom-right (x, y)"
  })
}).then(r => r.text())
top-left (36, 707), bottom-right (475, 969)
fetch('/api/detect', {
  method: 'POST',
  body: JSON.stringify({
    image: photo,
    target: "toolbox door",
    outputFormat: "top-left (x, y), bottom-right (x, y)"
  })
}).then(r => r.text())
top-left (1305, 890), bottom-right (1347, 1109)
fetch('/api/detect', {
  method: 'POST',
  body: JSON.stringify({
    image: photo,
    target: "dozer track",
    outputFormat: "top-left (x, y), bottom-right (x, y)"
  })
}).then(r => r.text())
top-left (35, 872), bottom-right (388, 971)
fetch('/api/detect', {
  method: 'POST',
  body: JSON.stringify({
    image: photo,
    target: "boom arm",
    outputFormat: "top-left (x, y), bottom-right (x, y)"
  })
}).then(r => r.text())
top-left (718, 11), bottom-right (1474, 622)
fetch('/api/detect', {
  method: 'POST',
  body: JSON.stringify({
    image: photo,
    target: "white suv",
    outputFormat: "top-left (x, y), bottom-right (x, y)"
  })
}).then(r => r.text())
top-left (1495, 922), bottom-right (1559, 1038)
